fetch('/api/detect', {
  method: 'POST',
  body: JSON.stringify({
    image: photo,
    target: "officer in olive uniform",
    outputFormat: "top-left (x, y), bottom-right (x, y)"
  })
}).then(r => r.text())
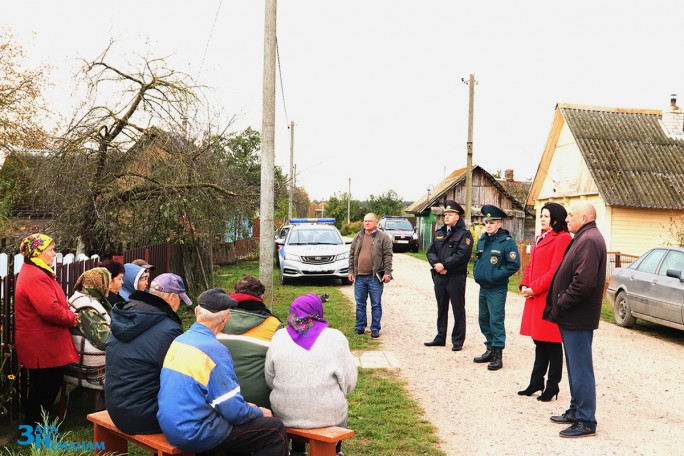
top-left (473, 205), bottom-right (520, 370)
top-left (425, 200), bottom-right (474, 351)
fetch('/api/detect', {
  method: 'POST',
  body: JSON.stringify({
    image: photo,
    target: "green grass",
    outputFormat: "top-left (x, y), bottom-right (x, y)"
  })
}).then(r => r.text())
top-left (600, 298), bottom-right (684, 346)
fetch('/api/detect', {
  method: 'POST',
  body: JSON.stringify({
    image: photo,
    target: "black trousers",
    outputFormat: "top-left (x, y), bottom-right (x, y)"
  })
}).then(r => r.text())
top-left (530, 340), bottom-right (563, 384)
top-left (432, 273), bottom-right (467, 347)
top-left (200, 416), bottom-right (288, 456)
top-left (25, 366), bottom-right (66, 426)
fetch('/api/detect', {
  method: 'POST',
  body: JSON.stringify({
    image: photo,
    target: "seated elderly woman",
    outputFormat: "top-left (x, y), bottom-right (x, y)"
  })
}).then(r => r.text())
top-left (265, 294), bottom-right (358, 456)
top-left (64, 267), bottom-right (113, 411)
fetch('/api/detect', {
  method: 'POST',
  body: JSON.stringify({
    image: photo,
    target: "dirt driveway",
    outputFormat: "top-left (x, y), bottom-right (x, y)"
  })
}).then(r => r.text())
top-left (339, 254), bottom-right (684, 455)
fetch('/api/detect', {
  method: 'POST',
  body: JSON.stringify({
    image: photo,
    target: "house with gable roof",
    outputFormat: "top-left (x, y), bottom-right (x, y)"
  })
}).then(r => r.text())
top-left (527, 98), bottom-right (684, 256)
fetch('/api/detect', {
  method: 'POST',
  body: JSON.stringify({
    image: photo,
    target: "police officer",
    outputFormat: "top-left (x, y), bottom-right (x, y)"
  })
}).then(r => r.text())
top-left (424, 200), bottom-right (473, 351)
top-left (473, 205), bottom-right (520, 370)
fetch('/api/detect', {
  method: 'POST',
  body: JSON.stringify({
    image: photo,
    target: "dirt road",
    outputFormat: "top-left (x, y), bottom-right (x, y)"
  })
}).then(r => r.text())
top-left (340, 254), bottom-right (684, 456)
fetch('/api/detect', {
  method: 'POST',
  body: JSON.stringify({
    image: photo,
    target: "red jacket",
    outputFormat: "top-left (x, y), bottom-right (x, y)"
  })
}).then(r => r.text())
top-left (15, 262), bottom-right (79, 368)
top-left (519, 230), bottom-right (572, 342)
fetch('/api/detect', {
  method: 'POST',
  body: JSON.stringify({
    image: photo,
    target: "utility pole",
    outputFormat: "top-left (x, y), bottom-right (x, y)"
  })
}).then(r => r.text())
top-left (464, 73), bottom-right (475, 226)
top-left (288, 120), bottom-right (295, 220)
top-left (347, 178), bottom-right (351, 225)
top-left (259, 0), bottom-right (277, 308)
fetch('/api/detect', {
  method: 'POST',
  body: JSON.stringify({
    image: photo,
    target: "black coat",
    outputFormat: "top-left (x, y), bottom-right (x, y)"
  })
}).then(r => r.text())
top-left (543, 221), bottom-right (607, 330)
top-left (427, 218), bottom-right (474, 275)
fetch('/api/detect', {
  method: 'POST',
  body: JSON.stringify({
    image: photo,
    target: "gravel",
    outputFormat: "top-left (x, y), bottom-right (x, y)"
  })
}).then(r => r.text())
top-left (339, 254), bottom-right (684, 456)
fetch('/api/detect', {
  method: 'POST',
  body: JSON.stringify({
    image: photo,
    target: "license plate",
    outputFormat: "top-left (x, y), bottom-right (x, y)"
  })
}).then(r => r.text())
top-left (396, 240), bottom-right (409, 244)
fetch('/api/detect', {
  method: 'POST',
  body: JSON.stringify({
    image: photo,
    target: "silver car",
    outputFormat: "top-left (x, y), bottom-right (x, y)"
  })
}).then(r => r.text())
top-left (606, 246), bottom-right (684, 331)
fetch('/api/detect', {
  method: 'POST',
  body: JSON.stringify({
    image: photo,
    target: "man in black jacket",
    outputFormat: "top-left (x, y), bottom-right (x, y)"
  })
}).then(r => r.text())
top-left (543, 202), bottom-right (606, 438)
top-left (425, 200), bottom-right (474, 351)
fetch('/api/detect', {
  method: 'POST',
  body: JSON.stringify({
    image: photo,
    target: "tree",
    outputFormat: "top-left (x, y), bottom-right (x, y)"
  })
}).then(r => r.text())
top-left (324, 192), bottom-right (365, 228)
top-left (292, 186), bottom-right (310, 218)
top-left (366, 190), bottom-right (405, 218)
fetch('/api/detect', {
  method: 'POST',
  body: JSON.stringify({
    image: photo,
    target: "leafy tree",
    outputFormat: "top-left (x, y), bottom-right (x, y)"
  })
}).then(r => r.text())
top-left (366, 190), bottom-right (405, 218)
top-left (324, 192), bottom-right (365, 228)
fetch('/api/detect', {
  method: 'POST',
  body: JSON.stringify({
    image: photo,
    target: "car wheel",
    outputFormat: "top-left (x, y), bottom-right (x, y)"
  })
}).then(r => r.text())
top-left (341, 277), bottom-right (353, 286)
top-left (613, 291), bottom-right (636, 328)
top-left (279, 272), bottom-right (290, 286)
top-left (411, 245), bottom-right (419, 253)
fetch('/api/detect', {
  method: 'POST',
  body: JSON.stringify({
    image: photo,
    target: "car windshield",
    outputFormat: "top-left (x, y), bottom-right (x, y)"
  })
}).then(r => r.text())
top-left (385, 219), bottom-right (413, 230)
top-left (288, 228), bottom-right (342, 245)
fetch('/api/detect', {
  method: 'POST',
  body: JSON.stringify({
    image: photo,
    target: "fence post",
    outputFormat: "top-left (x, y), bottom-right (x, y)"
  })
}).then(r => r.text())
top-left (615, 253), bottom-right (621, 268)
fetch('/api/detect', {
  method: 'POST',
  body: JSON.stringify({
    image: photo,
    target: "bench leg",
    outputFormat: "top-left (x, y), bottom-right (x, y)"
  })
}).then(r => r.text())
top-left (93, 423), bottom-right (127, 456)
top-left (307, 439), bottom-right (338, 456)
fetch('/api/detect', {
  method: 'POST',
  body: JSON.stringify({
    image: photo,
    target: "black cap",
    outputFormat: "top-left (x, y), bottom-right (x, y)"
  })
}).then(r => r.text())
top-left (197, 288), bottom-right (238, 312)
top-left (443, 200), bottom-right (465, 215)
top-left (481, 204), bottom-right (507, 221)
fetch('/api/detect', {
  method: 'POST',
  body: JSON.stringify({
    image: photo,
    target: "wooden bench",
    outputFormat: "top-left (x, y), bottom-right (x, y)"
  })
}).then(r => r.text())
top-left (286, 426), bottom-right (355, 456)
top-left (87, 410), bottom-right (192, 456)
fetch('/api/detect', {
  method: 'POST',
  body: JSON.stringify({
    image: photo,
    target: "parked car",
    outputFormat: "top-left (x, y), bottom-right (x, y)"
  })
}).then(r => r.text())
top-left (274, 224), bottom-right (292, 266)
top-left (275, 218), bottom-right (352, 285)
top-left (606, 246), bottom-right (684, 331)
top-left (378, 216), bottom-right (419, 252)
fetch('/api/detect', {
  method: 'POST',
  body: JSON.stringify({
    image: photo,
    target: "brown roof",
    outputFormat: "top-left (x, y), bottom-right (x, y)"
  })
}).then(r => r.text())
top-left (560, 104), bottom-right (684, 209)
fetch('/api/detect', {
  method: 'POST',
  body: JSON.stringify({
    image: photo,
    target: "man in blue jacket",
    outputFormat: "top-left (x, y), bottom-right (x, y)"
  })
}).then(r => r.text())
top-left (158, 287), bottom-right (288, 455)
top-left (473, 205), bottom-right (520, 371)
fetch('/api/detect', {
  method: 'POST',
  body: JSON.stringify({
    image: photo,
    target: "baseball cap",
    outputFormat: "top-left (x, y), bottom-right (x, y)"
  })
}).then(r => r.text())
top-left (197, 288), bottom-right (238, 312)
top-left (150, 273), bottom-right (192, 306)
top-left (132, 258), bottom-right (155, 270)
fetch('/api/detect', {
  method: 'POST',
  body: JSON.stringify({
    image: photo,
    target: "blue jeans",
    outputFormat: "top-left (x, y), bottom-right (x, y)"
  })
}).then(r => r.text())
top-left (560, 327), bottom-right (597, 427)
top-left (354, 274), bottom-right (384, 332)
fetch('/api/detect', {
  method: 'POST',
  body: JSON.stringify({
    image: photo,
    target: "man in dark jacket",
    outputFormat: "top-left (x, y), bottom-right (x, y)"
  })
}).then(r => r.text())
top-left (425, 200), bottom-right (473, 351)
top-left (544, 202), bottom-right (606, 438)
top-left (473, 205), bottom-right (520, 370)
top-left (105, 273), bottom-right (191, 434)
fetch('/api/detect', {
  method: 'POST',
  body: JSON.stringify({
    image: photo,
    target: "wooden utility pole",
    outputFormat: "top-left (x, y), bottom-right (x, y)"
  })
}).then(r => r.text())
top-left (288, 120), bottom-right (295, 219)
top-left (259, 0), bottom-right (277, 307)
top-left (465, 73), bottom-right (475, 226)
top-left (347, 178), bottom-right (351, 225)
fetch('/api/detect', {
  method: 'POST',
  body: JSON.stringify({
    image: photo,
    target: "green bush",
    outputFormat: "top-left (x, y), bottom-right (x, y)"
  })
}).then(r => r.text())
top-left (341, 221), bottom-right (362, 236)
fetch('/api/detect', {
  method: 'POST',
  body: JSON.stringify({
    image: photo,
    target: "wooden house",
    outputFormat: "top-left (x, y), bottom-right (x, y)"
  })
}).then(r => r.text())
top-left (527, 100), bottom-right (684, 256)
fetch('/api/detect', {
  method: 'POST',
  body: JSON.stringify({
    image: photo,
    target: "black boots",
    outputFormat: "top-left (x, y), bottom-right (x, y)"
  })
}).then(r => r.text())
top-left (518, 380), bottom-right (544, 396)
top-left (538, 382), bottom-right (559, 401)
top-left (473, 345), bottom-right (493, 363)
top-left (487, 347), bottom-right (503, 371)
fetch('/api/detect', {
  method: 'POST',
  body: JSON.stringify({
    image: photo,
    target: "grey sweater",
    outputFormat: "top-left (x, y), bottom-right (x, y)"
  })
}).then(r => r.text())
top-left (265, 327), bottom-right (358, 428)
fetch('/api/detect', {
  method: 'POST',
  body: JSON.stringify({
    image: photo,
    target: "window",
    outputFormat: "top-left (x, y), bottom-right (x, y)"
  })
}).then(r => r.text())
top-left (658, 250), bottom-right (684, 276)
top-left (636, 249), bottom-right (667, 274)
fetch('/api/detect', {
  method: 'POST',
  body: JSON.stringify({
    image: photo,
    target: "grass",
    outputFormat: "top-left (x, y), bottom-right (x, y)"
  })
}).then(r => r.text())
top-left (1, 261), bottom-right (443, 455)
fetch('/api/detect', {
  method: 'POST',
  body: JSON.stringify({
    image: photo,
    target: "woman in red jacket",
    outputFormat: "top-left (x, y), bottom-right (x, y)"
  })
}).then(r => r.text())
top-left (518, 203), bottom-right (571, 401)
top-left (14, 234), bottom-right (79, 425)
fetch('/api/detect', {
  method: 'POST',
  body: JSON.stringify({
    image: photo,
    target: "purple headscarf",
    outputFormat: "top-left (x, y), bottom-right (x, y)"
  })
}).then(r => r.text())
top-left (286, 294), bottom-right (329, 350)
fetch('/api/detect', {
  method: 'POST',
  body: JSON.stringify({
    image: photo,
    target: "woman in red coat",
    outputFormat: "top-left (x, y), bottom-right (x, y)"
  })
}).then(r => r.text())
top-left (15, 234), bottom-right (79, 425)
top-left (518, 203), bottom-right (571, 401)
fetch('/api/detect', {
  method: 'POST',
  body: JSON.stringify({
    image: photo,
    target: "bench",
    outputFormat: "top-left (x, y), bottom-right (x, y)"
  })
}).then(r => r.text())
top-left (286, 426), bottom-right (355, 456)
top-left (87, 410), bottom-right (192, 456)
top-left (87, 410), bottom-right (354, 456)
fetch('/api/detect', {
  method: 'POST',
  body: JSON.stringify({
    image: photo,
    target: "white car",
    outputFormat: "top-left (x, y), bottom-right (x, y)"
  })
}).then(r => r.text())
top-left (276, 219), bottom-right (352, 285)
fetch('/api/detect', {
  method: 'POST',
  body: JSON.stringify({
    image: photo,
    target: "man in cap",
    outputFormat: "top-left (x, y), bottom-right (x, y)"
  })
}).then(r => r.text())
top-left (425, 200), bottom-right (474, 351)
top-left (132, 258), bottom-right (155, 270)
top-left (472, 205), bottom-right (520, 370)
top-left (158, 288), bottom-right (288, 455)
top-left (105, 273), bottom-right (190, 434)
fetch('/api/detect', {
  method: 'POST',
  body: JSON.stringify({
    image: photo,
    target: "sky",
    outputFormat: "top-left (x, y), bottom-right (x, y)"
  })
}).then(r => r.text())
top-left (4, 1), bottom-right (684, 202)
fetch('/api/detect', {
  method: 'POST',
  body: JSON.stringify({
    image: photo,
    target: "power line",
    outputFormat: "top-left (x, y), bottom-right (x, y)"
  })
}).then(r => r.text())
top-left (197, 0), bottom-right (224, 83)
top-left (276, 36), bottom-right (290, 128)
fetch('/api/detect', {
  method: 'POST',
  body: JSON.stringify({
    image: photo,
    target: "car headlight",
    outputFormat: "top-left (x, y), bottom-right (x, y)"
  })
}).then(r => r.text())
top-left (284, 252), bottom-right (301, 261)
top-left (335, 251), bottom-right (349, 261)
top-left (412, 232), bottom-right (419, 240)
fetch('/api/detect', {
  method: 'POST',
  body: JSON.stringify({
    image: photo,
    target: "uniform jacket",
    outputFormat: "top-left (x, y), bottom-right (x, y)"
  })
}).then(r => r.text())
top-left (348, 229), bottom-right (393, 277)
top-left (105, 291), bottom-right (183, 435)
top-left (14, 261), bottom-right (79, 369)
top-left (217, 293), bottom-right (283, 408)
top-left (519, 230), bottom-right (572, 342)
top-left (426, 218), bottom-right (473, 275)
top-left (543, 221), bottom-right (607, 330)
top-left (473, 228), bottom-right (521, 289)
top-left (158, 322), bottom-right (263, 453)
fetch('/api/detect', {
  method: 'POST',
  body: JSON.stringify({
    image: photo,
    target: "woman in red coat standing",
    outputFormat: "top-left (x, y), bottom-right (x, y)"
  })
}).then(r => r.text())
top-left (15, 234), bottom-right (79, 425)
top-left (518, 203), bottom-right (571, 401)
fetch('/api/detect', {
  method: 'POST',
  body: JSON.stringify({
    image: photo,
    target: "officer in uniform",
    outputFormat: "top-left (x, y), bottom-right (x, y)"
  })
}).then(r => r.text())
top-left (424, 200), bottom-right (474, 351)
top-left (473, 204), bottom-right (520, 370)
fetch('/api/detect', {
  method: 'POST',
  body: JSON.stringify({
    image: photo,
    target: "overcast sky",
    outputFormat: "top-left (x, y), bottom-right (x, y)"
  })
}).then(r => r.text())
top-left (4, 1), bottom-right (684, 202)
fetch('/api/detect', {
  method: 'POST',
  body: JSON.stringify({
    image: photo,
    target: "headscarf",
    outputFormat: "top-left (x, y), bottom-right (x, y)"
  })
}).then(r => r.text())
top-left (73, 267), bottom-right (112, 304)
top-left (19, 233), bottom-right (54, 273)
top-left (286, 293), bottom-right (329, 350)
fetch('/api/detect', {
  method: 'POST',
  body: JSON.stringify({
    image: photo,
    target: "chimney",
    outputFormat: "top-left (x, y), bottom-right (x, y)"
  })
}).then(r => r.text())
top-left (659, 93), bottom-right (684, 138)
top-left (505, 169), bottom-right (514, 182)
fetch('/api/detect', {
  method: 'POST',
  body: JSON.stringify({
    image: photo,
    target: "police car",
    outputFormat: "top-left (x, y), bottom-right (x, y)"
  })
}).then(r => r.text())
top-left (275, 218), bottom-right (352, 285)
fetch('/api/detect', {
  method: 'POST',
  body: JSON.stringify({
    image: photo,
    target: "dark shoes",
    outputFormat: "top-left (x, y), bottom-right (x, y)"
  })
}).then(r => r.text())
top-left (487, 347), bottom-right (503, 371)
top-left (517, 381), bottom-right (544, 396)
top-left (424, 339), bottom-right (446, 347)
top-left (451, 346), bottom-right (463, 351)
top-left (473, 345), bottom-right (493, 363)
top-left (354, 328), bottom-right (365, 335)
top-left (559, 421), bottom-right (596, 438)
top-left (550, 409), bottom-right (577, 424)
top-left (371, 330), bottom-right (380, 338)
top-left (538, 383), bottom-right (559, 402)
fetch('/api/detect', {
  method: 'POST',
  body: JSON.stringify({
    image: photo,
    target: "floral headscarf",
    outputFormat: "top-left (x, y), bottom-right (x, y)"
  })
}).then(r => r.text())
top-left (73, 267), bottom-right (112, 304)
top-left (20, 233), bottom-right (54, 273)
top-left (286, 293), bottom-right (329, 350)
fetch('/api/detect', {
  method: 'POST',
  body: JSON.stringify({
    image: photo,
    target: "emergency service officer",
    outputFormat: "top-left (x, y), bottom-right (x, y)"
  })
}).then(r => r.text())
top-left (425, 200), bottom-right (473, 351)
top-left (473, 204), bottom-right (520, 370)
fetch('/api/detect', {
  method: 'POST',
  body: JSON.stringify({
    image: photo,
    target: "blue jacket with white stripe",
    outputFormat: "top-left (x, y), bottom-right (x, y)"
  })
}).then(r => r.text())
top-left (157, 322), bottom-right (263, 453)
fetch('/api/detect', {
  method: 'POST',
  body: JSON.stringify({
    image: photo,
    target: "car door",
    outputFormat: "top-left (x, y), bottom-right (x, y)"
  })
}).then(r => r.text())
top-left (648, 249), bottom-right (684, 325)
top-left (626, 249), bottom-right (668, 315)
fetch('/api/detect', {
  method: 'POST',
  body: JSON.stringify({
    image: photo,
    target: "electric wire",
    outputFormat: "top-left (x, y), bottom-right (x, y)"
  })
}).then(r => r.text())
top-left (197, 0), bottom-right (224, 84)
top-left (276, 36), bottom-right (290, 129)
